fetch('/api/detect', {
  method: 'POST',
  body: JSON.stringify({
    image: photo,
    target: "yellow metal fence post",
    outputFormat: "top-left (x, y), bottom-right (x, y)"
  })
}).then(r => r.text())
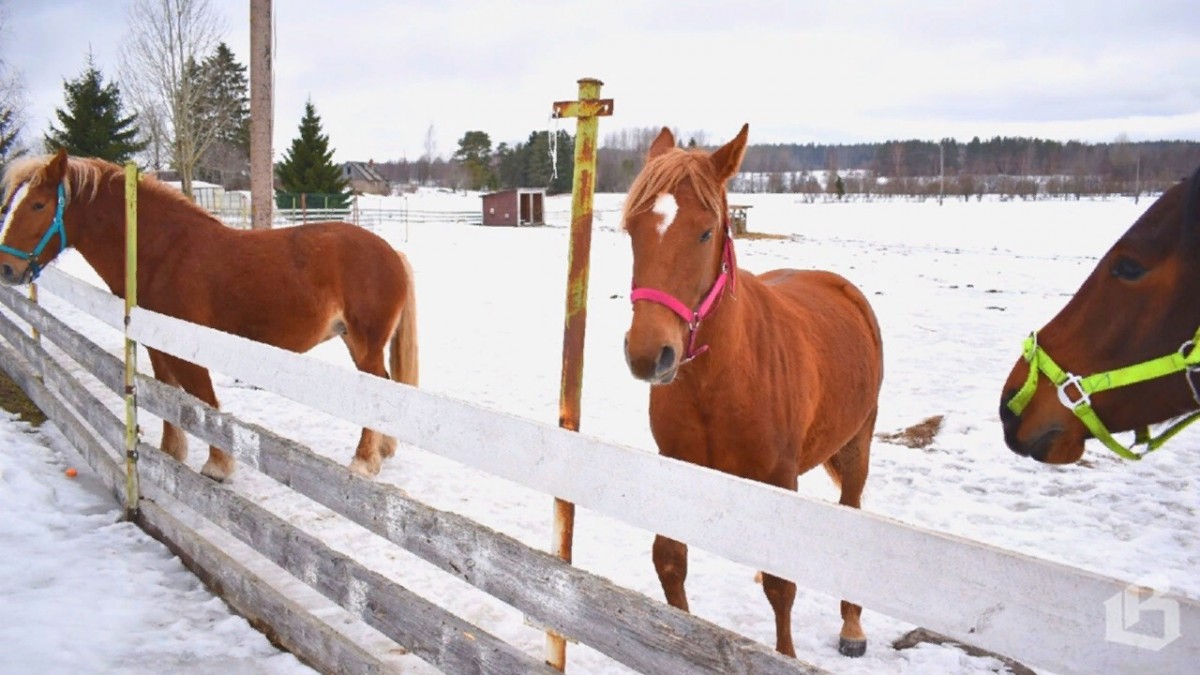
top-left (123, 161), bottom-right (141, 520)
top-left (548, 77), bottom-right (613, 671)
top-left (29, 282), bottom-right (39, 343)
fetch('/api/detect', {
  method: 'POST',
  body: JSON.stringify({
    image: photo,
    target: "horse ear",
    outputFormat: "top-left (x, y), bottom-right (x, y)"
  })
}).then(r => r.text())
top-left (647, 127), bottom-right (675, 160)
top-left (709, 124), bottom-right (749, 183)
top-left (1183, 164), bottom-right (1200, 245)
top-left (44, 148), bottom-right (69, 185)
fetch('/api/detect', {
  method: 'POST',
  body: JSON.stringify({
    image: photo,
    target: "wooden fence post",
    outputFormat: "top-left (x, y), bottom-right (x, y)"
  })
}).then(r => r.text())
top-left (123, 161), bottom-right (141, 520)
top-left (547, 77), bottom-right (613, 671)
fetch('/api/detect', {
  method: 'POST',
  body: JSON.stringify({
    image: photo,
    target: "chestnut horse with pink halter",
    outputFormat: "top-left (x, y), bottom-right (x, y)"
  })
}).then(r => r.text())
top-left (622, 124), bottom-right (884, 659)
top-left (0, 150), bottom-right (419, 480)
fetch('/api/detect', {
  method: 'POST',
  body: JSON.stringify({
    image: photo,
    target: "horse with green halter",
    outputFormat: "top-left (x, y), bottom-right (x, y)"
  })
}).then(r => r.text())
top-left (1003, 164), bottom-right (1200, 462)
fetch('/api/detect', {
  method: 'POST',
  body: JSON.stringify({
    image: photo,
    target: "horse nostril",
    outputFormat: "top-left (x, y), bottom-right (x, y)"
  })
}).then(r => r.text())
top-left (0, 264), bottom-right (14, 283)
top-left (656, 345), bottom-right (676, 375)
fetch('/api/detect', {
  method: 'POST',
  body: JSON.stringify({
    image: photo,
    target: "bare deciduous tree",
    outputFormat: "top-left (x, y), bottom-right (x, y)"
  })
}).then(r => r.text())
top-left (419, 123), bottom-right (437, 185)
top-left (0, 0), bottom-right (28, 167)
top-left (120, 0), bottom-right (225, 197)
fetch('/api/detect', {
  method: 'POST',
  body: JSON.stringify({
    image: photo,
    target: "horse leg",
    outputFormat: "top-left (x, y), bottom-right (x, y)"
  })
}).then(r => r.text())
top-left (652, 535), bottom-right (690, 612)
top-left (343, 330), bottom-right (395, 477)
top-left (163, 356), bottom-right (233, 482)
top-left (762, 573), bottom-right (797, 656)
top-left (823, 409), bottom-right (876, 657)
top-left (147, 350), bottom-right (188, 462)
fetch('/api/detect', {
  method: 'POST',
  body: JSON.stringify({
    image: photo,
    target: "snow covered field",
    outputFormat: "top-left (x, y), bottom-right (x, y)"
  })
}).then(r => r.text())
top-left (1, 189), bottom-right (1197, 674)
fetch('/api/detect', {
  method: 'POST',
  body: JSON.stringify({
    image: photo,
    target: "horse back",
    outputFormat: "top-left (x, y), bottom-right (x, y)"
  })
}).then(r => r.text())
top-left (145, 220), bottom-right (408, 351)
top-left (758, 267), bottom-right (882, 363)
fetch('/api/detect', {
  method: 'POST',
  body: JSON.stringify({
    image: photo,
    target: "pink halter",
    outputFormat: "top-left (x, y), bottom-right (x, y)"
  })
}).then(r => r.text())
top-left (630, 224), bottom-right (737, 362)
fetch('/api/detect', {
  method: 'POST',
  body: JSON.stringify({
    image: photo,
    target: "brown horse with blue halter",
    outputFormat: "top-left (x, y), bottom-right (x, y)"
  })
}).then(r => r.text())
top-left (1001, 165), bottom-right (1200, 463)
top-left (0, 150), bottom-right (419, 480)
top-left (622, 125), bottom-right (884, 658)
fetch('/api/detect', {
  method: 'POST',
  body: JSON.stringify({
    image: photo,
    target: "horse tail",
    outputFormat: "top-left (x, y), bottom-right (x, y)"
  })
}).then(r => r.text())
top-left (390, 250), bottom-right (419, 387)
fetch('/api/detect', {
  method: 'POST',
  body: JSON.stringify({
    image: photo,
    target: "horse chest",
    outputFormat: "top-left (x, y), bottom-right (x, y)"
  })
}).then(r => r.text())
top-left (649, 387), bottom-right (798, 480)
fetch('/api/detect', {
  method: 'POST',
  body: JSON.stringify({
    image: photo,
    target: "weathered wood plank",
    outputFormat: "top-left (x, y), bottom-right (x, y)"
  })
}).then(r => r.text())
top-left (136, 498), bottom-right (404, 675)
top-left (0, 325), bottom-right (556, 675)
top-left (0, 315), bottom-right (403, 674)
top-left (0, 329), bottom-right (123, 501)
top-left (138, 369), bottom-right (817, 674)
top-left (125, 299), bottom-right (1200, 675)
top-left (37, 268), bottom-right (124, 329)
top-left (135, 436), bottom-right (557, 675)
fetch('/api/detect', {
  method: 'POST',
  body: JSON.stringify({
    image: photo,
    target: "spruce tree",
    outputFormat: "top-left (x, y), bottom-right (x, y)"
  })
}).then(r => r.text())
top-left (45, 55), bottom-right (145, 162)
top-left (275, 99), bottom-right (349, 209)
top-left (196, 42), bottom-right (249, 186)
top-left (0, 107), bottom-right (18, 169)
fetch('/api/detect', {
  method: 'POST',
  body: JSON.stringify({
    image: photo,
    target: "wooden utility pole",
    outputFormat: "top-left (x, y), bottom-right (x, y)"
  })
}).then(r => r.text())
top-left (547, 77), bottom-right (613, 672)
top-left (249, 0), bottom-right (273, 229)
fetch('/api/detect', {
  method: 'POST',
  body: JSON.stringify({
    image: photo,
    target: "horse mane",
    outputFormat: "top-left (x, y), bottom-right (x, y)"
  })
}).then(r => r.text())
top-left (2, 154), bottom-right (195, 212)
top-left (622, 147), bottom-right (726, 229)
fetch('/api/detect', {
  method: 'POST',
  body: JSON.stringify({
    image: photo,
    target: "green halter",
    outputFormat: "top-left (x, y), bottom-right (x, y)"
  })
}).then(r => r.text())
top-left (1007, 329), bottom-right (1200, 460)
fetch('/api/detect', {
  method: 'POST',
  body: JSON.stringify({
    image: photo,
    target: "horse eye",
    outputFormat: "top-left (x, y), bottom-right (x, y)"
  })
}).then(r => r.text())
top-left (1112, 256), bottom-right (1146, 281)
top-left (31, 201), bottom-right (46, 211)
top-left (699, 229), bottom-right (713, 243)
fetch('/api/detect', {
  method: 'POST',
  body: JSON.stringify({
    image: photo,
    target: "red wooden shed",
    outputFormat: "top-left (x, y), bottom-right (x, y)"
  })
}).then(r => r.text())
top-left (481, 188), bottom-right (546, 226)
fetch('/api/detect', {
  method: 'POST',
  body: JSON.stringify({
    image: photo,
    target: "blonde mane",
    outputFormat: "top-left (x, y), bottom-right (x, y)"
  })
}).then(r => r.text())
top-left (622, 147), bottom-right (727, 229)
top-left (2, 154), bottom-right (191, 210)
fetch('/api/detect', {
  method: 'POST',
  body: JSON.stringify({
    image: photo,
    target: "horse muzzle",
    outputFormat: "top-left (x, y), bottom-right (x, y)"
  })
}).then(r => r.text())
top-left (624, 334), bottom-right (679, 385)
top-left (0, 261), bottom-right (32, 286)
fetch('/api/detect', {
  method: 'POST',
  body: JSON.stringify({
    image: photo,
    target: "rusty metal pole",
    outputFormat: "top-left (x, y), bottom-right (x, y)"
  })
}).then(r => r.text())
top-left (547, 77), bottom-right (613, 671)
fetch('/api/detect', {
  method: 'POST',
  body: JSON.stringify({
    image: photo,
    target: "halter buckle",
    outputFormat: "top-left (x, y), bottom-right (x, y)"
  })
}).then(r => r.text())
top-left (1056, 373), bottom-right (1090, 410)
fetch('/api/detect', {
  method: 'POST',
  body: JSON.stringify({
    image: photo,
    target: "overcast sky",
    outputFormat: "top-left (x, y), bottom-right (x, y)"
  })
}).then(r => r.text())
top-left (4, 0), bottom-right (1200, 163)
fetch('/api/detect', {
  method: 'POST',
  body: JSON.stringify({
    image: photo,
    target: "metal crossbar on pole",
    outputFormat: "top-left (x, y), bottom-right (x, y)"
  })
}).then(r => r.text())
top-left (547, 77), bottom-right (613, 672)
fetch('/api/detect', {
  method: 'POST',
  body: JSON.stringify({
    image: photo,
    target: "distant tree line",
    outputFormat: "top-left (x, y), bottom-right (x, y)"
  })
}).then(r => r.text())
top-left (372, 127), bottom-right (1198, 198)
top-left (373, 128), bottom-right (576, 194)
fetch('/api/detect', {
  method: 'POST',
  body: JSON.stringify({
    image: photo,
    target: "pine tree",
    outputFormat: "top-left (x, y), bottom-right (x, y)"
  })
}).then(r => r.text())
top-left (45, 55), bottom-right (145, 162)
top-left (452, 130), bottom-right (495, 191)
top-left (275, 99), bottom-right (348, 209)
top-left (522, 130), bottom-right (575, 194)
top-left (195, 42), bottom-right (249, 186)
top-left (0, 106), bottom-right (19, 169)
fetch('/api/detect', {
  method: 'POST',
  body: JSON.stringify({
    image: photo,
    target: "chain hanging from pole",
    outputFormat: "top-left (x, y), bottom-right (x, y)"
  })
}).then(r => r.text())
top-left (548, 113), bottom-right (560, 181)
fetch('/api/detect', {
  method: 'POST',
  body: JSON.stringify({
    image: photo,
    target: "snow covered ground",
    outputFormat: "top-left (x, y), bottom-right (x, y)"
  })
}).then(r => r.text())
top-left (1, 189), bottom-right (1197, 674)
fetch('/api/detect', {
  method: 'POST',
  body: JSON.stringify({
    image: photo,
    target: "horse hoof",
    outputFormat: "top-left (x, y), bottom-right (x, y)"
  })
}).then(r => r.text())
top-left (348, 457), bottom-right (380, 477)
top-left (838, 637), bottom-right (867, 657)
top-left (200, 460), bottom-right (233, 483)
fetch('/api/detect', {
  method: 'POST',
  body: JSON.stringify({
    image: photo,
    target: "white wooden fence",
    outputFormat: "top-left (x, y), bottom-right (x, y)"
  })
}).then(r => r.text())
top-left (2, 267), bottom-right (1198, 674)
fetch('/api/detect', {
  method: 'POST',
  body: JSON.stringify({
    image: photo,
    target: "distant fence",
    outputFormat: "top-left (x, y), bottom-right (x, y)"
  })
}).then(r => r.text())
top-left (2, 266), bottom-right (1197, 674)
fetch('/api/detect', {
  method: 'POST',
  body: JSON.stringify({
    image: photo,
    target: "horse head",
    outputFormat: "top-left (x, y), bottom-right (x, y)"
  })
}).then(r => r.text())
top-left (1000, 167), bottom-right (1200, 463)
top-left (622, 124), bottom-right (748, 384)
top-left (0, 149), bottom-right (73, 284)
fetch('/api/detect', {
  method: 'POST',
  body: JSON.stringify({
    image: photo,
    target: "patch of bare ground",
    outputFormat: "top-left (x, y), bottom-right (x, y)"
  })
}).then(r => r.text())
top-left (876, 414), bottom-right (944, 449)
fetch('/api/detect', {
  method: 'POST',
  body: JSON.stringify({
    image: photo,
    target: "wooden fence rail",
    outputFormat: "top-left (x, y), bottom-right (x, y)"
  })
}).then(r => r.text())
top-left (0, 273), bottom-right (813, 673)
top-left (7, 268), bottom-right (1200, 674)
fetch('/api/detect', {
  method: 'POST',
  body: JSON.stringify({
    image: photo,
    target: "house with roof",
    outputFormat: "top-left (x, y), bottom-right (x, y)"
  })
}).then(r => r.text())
top-left (342, 160), bottom-right (390, 195)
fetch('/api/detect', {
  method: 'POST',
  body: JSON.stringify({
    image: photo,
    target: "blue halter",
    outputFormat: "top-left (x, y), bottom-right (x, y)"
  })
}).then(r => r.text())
top-left (0, 183), bottom-right (68, 281)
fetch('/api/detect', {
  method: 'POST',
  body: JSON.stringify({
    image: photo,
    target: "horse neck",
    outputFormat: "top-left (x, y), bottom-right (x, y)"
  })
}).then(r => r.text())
top-left (679, 268), bottom-right (754, 383)
top-left (66, 176), bottom-right (218, 297)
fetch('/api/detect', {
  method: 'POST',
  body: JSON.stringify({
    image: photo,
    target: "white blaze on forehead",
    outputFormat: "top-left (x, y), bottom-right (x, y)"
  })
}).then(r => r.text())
top-left (0, 183), bottom-right (30, 244)
top-left (652, 192), bottom-right (678, 239)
